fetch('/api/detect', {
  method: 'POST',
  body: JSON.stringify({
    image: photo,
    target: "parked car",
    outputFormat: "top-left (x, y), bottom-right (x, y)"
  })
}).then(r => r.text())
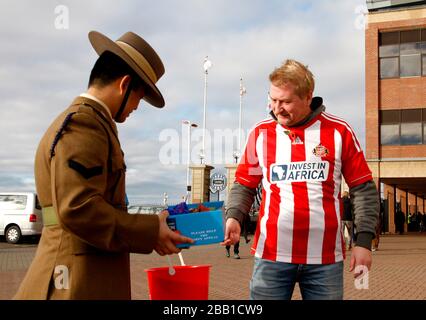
top-left (0, 192), bottom-right (43, 243)
top-left (128, 204), bottom-right (166, 215)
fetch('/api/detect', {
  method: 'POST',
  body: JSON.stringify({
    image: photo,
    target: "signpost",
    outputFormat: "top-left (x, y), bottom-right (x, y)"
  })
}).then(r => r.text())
top-left (210, 173), bottom-right (227, 201)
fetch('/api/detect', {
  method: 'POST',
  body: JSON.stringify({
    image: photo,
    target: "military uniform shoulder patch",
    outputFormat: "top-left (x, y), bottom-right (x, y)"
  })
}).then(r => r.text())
top-left (68, 159), bottom-right (103, 179)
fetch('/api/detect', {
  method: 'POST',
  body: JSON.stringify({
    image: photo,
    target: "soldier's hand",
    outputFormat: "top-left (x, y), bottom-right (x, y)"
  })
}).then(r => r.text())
top-left (221, 217), bottom-right (241, 246)
top-left (154, 210), bottom-right (194, 256)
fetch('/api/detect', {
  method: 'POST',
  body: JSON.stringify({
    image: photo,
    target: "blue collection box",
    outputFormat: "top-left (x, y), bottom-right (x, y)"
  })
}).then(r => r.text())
top-left (166, 201), bottom-right (225, 248)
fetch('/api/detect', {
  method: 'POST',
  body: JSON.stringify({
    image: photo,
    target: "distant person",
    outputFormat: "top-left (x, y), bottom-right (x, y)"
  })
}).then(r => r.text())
top-left (372, 218), bottom-right (381, 252)
top-left (14, 30), bottom-right (193, 300)
top-left (226, 213), bottom-right (250, 259)
top-left (222, 59), bottom-right (379, 300)
top-left (226, 241), bottom-right (241, 259)
top-left (341, 191), bottom-right (353, 250)
top-left (395, 206), bottom-right (405, 235)
top-left (408, 212), bottom-right (413, 231)
top-left (372, 200), bottom-right (384, 251)
top-left (416, 211), bottom-right (422, 232)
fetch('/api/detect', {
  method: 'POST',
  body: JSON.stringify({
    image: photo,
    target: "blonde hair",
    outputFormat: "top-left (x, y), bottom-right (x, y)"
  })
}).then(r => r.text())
top-left (269, 59), bottom-right (315, 98)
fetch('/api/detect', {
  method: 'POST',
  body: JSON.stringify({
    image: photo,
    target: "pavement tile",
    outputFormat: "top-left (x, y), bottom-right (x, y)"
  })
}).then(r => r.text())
top-left (1, 234), bottom-right (426, 300)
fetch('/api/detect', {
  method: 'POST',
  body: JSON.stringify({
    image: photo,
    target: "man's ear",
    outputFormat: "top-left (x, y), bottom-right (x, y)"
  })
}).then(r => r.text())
top-left (118, 75), bottom-right (132, 95)
top-left (305, 90), bottom-right (313, 105)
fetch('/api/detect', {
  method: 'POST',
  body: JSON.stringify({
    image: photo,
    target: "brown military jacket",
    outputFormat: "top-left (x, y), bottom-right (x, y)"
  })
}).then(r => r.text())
top-left (14, 96), bottom-right (159, 299)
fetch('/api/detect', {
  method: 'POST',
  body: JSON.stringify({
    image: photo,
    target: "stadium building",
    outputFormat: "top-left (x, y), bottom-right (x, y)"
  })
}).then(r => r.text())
top-left (365, 0), bottom-right (426, 233)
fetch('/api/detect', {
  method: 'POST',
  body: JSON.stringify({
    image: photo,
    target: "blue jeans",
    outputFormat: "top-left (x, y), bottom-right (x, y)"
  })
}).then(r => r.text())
top-left (250, 257), bottom-right (344, 300)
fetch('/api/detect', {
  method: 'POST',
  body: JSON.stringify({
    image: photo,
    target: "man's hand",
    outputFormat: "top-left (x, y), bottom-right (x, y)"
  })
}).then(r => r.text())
top-left (221, 218), bottom-right (241, 246)
top-left (349, 246), bottom-right (372, 278)
top-left (154, 210), bottom-right (194, 256)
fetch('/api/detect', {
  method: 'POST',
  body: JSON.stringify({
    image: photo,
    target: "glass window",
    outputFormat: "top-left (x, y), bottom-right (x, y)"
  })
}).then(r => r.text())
top-left (380, 31), bottom-right (399, 45)
top-left (400, 42), bottom-right (421, 55)
top-left (379, 44), bottom-right (399, 57)
top-left (400, 54), bottom-right (421, 77)
top-left (402, 109), bottom-right (422, 122)
top-left (424, 123), bottom-right (426, 144)
top-left (380, 57), bottom-right (399, 78)
top-left (401, 30), bottom-right (420, 43)
top-left (381, 124), bottom-right (400, 145)
top-left (378, 29), bottom-right (426, 79)
top-left (423, 55), bottom-right (426, 76)
top-left (381, 110), bottom-right (400, 123)
top-left (401, 123), bottom-right (422, 145)
top-left (0, 195), bottom-right (27, 210)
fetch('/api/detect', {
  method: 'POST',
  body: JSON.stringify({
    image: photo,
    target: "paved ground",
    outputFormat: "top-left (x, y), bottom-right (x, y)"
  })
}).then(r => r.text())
top-left (1, 233), bottom-right (426, 300)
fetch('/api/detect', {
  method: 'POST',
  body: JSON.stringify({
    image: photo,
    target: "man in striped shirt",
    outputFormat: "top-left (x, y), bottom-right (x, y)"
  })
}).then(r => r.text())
top-left (223, 59), bottom-right (379, 300)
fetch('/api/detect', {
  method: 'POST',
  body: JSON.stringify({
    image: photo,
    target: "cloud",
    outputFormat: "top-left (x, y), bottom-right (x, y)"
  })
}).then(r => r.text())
top-left (0, 0), bottom-right (368, 203)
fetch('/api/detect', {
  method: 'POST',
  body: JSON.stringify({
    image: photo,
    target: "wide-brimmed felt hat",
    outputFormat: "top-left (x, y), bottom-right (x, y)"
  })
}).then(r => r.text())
top-left (88, 30), bottom-right (165, 108)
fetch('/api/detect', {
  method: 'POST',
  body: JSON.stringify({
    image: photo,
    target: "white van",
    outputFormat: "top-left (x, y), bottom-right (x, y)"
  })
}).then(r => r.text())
top-left (0, 192), bottom-right (43, 243)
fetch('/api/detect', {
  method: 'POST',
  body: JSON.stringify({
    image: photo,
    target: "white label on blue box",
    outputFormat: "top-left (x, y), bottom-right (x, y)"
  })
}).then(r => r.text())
top-left (167, 210), bottom-right (225, 248)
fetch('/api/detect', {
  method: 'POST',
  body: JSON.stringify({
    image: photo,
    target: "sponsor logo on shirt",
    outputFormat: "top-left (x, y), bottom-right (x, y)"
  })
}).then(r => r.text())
top-left (270, 161), bottom-right (329, 183)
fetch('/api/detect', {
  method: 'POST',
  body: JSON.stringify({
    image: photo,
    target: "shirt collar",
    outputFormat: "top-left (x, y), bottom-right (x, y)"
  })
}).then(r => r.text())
top-left (79, 93), bottom-right (112, 119)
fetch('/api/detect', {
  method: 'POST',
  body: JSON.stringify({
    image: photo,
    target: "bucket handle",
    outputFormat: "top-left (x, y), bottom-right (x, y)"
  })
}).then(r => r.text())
top-left (178, 252), bottom-right (186, 266)
top-left (166, 255), bottom-right (176, 276)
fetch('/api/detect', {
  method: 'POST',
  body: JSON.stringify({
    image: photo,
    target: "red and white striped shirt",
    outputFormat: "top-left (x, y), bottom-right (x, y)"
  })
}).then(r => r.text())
top-left (235, 111), bottom-right (372, 264)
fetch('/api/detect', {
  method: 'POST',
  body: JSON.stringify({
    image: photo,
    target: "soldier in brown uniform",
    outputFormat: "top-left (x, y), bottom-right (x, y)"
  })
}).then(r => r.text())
top-left (14, 31), bottom-right (193, 299)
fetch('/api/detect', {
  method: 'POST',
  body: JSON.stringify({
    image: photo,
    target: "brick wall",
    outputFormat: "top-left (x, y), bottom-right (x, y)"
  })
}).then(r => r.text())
top-left (380, 78), bottom-right (426, 109)
top-left (365, 24), bottom-right (380, 160)
top-left (381, 145), bottom-right (426, 158)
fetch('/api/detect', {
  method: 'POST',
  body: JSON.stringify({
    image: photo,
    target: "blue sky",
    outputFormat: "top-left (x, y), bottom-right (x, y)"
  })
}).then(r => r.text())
top-left (0, 0), bottom-right (367, 204)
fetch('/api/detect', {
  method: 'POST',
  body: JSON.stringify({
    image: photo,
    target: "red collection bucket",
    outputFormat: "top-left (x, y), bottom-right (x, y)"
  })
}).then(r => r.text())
top-left (145, 265), bottom-right (211, 300)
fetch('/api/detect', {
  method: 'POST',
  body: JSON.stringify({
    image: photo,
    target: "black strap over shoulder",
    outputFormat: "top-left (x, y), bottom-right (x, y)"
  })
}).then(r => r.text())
top-left (50, 112), bottom-right (76, 159)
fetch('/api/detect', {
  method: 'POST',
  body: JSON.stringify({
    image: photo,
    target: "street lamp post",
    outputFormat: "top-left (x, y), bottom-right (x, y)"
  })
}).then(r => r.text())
top-left (233, 77), bottom-right (246, 163)
top-left (182, 120), bottom-right (198, 203)
top-left (200, 56), bottom-right (212, 164)
top-left (163, 192), bottom-right (168, 207)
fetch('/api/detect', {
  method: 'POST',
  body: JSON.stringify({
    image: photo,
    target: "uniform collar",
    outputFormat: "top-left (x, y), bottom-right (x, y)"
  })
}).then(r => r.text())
top-left (79, 93), bottom-right (112, 119)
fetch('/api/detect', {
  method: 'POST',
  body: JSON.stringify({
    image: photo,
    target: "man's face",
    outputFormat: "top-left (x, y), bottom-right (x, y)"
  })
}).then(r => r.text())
top-left (269, 82), bottom-right (312, 127)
